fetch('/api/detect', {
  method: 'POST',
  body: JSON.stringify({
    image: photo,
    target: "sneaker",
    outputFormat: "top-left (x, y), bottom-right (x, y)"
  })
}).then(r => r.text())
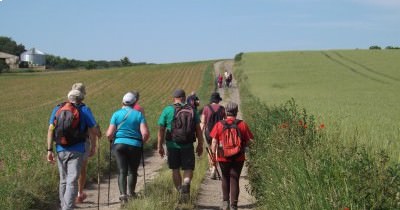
top-left (75, 192), bottom-right (87, 204)
top-left (210, 170), bottom-right (217, 180)
top-left (179, 183), bottom-right (190, 203)
top-left (128, 193), bottom-right (138, 200)
top-left (221, 200), bottom-right (230, 210)
top-left (119, 194), bottom-right (128, 208)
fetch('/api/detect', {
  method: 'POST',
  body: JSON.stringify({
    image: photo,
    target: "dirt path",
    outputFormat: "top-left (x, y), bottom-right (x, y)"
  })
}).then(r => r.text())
top-left (195, 60), bottom-right (256, 210)
top-left (75, 149), bottom-right (165, 210)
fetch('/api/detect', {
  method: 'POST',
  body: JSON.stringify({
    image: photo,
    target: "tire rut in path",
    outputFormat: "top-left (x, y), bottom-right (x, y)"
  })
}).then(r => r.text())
top-left (195, 60), bottom-right (256, 210)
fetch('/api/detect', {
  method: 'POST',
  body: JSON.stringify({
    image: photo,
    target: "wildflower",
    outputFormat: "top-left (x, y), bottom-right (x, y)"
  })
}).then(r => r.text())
top-left (319, 123), bottom-right (325, 129)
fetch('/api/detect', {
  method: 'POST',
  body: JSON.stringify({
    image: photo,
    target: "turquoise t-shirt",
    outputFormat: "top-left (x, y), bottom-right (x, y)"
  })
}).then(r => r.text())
top-left (157, 103), bottom-right (200, 149)
top-left (110, 106), bottom-right (146, 147)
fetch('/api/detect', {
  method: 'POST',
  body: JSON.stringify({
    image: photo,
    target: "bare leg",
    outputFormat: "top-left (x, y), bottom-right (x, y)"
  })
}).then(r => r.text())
top-left (172, 169), bottom-right (182, 190)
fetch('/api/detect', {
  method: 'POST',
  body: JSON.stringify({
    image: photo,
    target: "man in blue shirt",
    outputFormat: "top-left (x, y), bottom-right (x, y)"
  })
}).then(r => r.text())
top-left (46, 89), bottom-right (99, 210)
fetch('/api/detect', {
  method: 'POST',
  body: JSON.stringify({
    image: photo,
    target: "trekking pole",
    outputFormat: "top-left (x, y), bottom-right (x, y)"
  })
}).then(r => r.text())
top-left (108, 140), bottom-right (112, 206)
top-left (205, 146), bottom-right (221, 180)
top-left (97, 137), bottom-right (100, 210)
top-left (141, 145), bottom-right (146, 196)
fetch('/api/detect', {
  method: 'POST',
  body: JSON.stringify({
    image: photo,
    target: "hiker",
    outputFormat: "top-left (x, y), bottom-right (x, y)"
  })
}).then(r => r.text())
top-left (106, 91), bottom-right (150, 207)
top-left (217, 73), bottom-right (223, 88)
top-left (130, 90), bottom-right (145, 116)
top-left (200, 92), bottom-right (226, 179)
top-left (47, 89), bottom-right (99, 210)
top-left (186, 91), bottom-right (200, 112)
top-left (210, 101), bottom-right (254, 210)
top-left (157, 89), bottom-right (204, 203)
top-left (70, 83), bottom-right (102, 204)
top-left (227, 72), bottom-right (233, 88)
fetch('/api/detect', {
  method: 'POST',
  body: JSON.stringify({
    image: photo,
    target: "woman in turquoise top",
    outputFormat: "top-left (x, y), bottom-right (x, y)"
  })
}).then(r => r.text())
top-left (106, 91), bottom-right (150, 206)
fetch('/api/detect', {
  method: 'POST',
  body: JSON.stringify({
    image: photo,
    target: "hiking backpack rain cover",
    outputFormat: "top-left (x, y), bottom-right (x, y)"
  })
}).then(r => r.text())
top-left (167, 104), bottom-right (196, 144)
top-left (219, 119), bottom-right (243, 158)
top-left (53, 102), bottom-right (86, 146)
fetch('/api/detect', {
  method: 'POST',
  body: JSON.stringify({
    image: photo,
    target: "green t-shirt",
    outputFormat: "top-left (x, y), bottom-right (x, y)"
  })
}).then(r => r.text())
top-left (158, 103), bottom-right (200, 149)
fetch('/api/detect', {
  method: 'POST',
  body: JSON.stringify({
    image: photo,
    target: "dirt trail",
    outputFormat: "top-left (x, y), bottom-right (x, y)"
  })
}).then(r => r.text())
top-left (75, 149), bottom-right (165, 210)
top-left (195, 60), bottom-right (256, 210)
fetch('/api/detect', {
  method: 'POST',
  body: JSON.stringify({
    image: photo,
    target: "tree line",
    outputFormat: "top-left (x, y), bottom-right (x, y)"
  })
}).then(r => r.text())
top-left (0, 36), bottom-right (148, 72)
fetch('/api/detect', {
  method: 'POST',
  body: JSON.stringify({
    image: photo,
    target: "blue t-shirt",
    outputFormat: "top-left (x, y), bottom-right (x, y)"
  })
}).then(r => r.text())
top-left (49, 103), bottom-right (97, 153)
top-left (110, 106), bottom-right (146, 147)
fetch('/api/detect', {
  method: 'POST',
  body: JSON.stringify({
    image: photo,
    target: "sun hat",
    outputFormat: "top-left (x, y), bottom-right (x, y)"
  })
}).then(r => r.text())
top-left (210, 92), bottom-right (222, 103)
top-left (173, 89), bottom-right (186, 98)
top-left (225, 101), bottom-right (238, 116)
top-left (122, 92), bottom-right (137, 105)
top-left (68, 89), bottom-right (84, 103)
top-left (71, 83), bottom-right (86, 96)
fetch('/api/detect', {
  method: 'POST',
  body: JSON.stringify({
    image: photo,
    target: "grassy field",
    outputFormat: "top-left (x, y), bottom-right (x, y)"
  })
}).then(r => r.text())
top-left (235, 50), bottom-right (400, 209)
top-left (0, 61), bottom-right (213, 209)
top-left (238, 50), bottom-right (400, 160)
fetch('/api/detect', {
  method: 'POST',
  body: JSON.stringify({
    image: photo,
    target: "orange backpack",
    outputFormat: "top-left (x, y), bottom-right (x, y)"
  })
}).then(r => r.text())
top-left (219, 119), bottom-right (243, 158)
top-left (53, 102), bottom-right (86, 146)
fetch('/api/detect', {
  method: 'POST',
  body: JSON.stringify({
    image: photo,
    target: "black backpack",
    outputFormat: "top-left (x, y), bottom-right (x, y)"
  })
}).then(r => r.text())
top-left (166, 104), bottom-right (196, 144)
top-left (53, 102), bottom-right (87, 146)
top-left (205, 104), bottom-right (224, 135)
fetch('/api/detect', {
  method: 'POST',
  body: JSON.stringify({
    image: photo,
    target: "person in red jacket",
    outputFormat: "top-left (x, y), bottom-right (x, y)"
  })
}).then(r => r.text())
top-left (210, 101), bottom-right (254, 210)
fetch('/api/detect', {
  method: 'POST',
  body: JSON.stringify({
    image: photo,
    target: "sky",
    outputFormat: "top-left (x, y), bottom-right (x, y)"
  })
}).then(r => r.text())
top-left (0, 0), bottom-right (399, 64)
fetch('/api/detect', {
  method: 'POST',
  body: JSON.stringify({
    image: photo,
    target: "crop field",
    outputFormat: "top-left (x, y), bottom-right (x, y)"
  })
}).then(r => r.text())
top-left (238, 50), bottom-right (400, 160)
top-left (0, 61), bottom-right (212, 209)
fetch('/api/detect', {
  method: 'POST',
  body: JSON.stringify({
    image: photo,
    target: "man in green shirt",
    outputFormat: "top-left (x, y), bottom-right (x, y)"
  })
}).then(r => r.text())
top-left (157, 89), bottom-right (204, 203)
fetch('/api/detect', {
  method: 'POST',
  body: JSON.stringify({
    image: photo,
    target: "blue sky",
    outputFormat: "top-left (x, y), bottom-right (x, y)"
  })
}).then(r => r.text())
top-left (1, 0), bottom-right (399, 63)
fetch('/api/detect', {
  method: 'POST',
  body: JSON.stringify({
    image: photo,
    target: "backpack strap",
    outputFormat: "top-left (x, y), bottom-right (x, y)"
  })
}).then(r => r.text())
top-left (117, 109), bottom-right (133, 130)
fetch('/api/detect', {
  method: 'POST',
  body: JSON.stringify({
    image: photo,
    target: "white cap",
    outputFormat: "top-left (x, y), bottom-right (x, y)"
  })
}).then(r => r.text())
top-left (122, 92), bottom-right (137, 105)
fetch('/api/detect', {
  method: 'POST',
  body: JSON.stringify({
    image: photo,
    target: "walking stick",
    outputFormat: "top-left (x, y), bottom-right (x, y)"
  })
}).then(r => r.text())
top-left (97, 137), bottom-right (100, 210)
top-left (205, 146), bottom-right (221, 180)
top-left (108, 140), bottom-right (112, 206)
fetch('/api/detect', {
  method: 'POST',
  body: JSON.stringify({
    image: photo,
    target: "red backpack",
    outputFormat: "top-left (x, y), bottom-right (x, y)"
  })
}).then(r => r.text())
top-left (53, 102), bottom-right (86, 146)
top-left (219, 119), bottom-right (243, 158)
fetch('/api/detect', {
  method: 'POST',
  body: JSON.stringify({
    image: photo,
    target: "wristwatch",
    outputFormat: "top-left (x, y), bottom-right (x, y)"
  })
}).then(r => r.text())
top-left (47, 148), bottom-right (53, 152)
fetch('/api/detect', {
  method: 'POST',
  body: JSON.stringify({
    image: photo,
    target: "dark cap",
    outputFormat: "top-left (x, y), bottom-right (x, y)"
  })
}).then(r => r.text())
top-left (210, 92), bottom-right (222, 103)
top-left (173, 89), bottom-right (186, 98)
top-left (225, 101), bottom-right (238, 116)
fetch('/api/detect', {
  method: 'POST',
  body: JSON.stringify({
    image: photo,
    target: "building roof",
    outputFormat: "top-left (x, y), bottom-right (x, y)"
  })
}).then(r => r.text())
top-left (0, 51), bottom-right (18, 59)
top-left (22, 48), bottom-right (46, 55)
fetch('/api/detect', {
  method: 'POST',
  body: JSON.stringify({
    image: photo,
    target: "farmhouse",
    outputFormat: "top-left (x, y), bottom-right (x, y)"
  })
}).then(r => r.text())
top-left (0, 51), bottom-right (19, 69)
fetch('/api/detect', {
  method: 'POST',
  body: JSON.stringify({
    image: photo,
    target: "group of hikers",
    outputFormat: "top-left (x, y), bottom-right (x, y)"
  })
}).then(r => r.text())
top-left (217, 70), bottom-right (233, 88)
top-left (46, 82), bottom-right (253, 210)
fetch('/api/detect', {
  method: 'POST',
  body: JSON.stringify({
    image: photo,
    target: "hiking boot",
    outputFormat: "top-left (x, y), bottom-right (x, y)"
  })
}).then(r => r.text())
top-left (179, 183), bottom-right (190, 203)
top-left (119, 194), bottom-right (128, 208)
top-left (230, 201), bottom-right (238, 210)
top-left (221, 200), bottom-right (230, 210)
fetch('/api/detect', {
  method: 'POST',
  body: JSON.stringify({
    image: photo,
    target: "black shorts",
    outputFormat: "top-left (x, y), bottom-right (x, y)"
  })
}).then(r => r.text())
top-left (167, 147), bottom-right (195, 170)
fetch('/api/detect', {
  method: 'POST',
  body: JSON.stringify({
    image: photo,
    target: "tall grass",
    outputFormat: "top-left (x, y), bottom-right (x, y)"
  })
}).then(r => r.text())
top-left (0, 61), bottom-right (211, 209)
top-left (236, 57), bottom-right (400, 209)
